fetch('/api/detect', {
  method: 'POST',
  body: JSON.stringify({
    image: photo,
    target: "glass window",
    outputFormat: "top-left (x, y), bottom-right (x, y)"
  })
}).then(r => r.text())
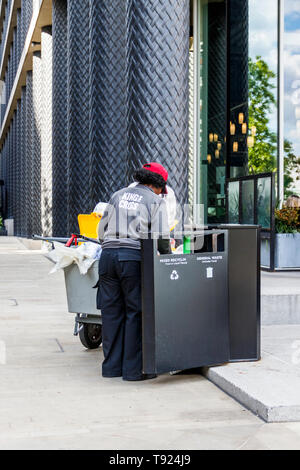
top-left (228, 0), bottom-right (251, 179)
top-left (242, 179), bottom-right (255, 224)
top-left (189, 0), bottom-right (196, 207)
top-left (190, 0), bottom-right (227, 224)
top-left (247, 0), bottom-right (278, 176)
top-left (284, 0), bottom-right (300, 197)
top-left (189, 1), bottom-right (281, 225)
top-left (228, 181), bottom-right (240, 224)
top-left (257, 176), bottom-right (272, 229)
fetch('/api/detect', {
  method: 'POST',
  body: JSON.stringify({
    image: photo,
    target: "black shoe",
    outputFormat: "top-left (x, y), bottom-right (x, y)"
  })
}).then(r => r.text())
top-left (102, 374), bottom-right (122, 378)
top-left (123, 374), bottom-right (157, 382)
top-left (141, 374), bottom-right (157, 381)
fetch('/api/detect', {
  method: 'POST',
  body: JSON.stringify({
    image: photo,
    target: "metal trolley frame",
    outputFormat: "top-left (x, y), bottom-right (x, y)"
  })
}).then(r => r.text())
top-left (64, 260), bottom-right (102, 349)
top-left (33, 235), bottom-right (102, 349)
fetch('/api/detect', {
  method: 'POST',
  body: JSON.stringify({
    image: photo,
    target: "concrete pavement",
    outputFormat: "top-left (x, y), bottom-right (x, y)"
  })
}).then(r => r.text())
top-left (204, 324), bottom-right (300, 422)
top-left (261, 271), bottom-right (300, 325)
top-left (1, 237), bottom-right (300, 450)
top-left (203, 272), bottom-right (300, 423)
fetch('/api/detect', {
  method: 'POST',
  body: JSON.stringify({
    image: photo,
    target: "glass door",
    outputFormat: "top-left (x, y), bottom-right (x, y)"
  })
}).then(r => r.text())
top-left (190, 0), bottom-right (227, 224)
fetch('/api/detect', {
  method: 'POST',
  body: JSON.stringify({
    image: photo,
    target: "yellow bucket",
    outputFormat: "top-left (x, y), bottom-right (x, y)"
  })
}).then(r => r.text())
top-left (77, 213), bottom-right (101, 239)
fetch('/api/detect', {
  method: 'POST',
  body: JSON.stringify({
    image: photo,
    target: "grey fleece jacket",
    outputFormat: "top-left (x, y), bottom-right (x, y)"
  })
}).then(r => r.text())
top-left (97, 184), bottom-right (171, 254)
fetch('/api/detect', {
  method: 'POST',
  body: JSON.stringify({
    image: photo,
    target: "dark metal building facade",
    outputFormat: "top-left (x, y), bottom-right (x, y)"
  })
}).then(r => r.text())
top-left (0, 0), bottom-right (249, 236)
top-left (0, 0), bottom-right (190, 237)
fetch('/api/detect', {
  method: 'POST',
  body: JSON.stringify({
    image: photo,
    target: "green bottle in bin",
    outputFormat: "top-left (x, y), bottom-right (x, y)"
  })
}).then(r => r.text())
top-left (183, 235), bottom-right (191, 254)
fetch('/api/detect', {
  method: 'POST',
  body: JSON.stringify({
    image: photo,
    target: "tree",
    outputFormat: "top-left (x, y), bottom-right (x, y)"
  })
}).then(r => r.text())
top-left (248, 56), bottom-right (300, 198)
top-left (284, 139), bottom-right (300, 198)
top-left (248, 56), bottom-right (277, 173)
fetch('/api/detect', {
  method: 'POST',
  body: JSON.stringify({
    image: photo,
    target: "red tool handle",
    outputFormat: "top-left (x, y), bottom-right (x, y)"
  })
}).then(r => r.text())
top-left (65, 234), bottom-right (78, 247)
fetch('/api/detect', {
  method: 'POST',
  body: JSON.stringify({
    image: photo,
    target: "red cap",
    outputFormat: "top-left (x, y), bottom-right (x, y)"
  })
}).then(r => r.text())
top-left (143, 162), bottom-right (168, 194)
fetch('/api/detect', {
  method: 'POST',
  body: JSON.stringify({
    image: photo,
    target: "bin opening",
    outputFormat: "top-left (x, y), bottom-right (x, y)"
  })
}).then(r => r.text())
top-left (178, 232), bottom-right (225, 255)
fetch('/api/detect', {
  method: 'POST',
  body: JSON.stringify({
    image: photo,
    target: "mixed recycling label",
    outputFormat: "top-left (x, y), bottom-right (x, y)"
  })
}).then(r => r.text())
top-left (158, 255), bottom-right (223, 266)
top-left (159, 257), bottom-right (188, 267)
top-left (158, 254), bottom-right (223, 282)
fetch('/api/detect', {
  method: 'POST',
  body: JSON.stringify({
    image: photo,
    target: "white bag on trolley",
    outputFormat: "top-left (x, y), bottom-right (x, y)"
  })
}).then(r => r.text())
top-left (42, 242), bottom-right (102, 275)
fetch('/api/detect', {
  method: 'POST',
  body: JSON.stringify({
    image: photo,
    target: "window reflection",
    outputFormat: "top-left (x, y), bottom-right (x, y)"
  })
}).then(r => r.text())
top-left (190, 0), bottom-right (227, 224)
top-left (257, 177), bottom-right (272, 229)
top-left (228, 181), bottom-right (240, 224)
top-left (242, 179), bottom-right (255, 224)
top-left (284, 0), bottom-right (300, 197)
top-left (247, 0), bottom-right (278, 177)
top-left (189, 0), bottom-right (300, 223)
top-left (228, 0), bottom-right (250, 179)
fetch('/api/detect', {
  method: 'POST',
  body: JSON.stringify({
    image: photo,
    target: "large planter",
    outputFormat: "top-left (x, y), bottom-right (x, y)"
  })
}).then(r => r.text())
top-left (261, 233), bottom-right (300, 269)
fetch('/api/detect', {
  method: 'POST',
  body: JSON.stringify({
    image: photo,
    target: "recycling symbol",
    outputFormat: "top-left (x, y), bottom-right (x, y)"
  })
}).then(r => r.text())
top-left (170, 270), bottom-right (179, 281)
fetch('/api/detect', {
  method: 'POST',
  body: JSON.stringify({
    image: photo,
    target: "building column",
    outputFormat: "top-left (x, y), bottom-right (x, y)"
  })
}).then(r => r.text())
top-left (67, 0), bottom-right (90, 233)
top-left (32, 51), bottom-right (42, 236)
top-left (7, 126), bottom-right (12, 219)
top-left (14, 99), bottom-right (21, 236)
top-left (12, 111), bottom-right (17, 231)
top-left (1, 139), bottom-right (7, 220)
top-left (25, 0), bottom-right (33, 36)
top-left (126, 0), bottom-right (190, 206)
top-left (20, 86), bottom-right (26, 236)
top-left (41, 26), bottom-right (53, 236)
top-left (25, 71), bottom-right (33, 237)
top-left (16, 8), bottom-right (21, 65)
top-left (52, 0), bottom-right (68, 237)
top-left (89, 0), bottom-right (127, 205)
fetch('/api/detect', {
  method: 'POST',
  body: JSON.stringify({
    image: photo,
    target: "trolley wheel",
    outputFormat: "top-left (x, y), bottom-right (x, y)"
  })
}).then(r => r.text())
top-left (79, 323), bottom-right (102, 349)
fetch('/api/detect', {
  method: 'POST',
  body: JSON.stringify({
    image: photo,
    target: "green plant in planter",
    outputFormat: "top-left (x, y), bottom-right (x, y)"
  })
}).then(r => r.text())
top-left (275, 207), bottom-right (300, 234)
top-left (0, 215), bottom-right (3, 228)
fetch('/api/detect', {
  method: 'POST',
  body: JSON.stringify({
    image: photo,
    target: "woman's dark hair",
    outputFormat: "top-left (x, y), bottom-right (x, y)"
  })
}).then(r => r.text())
top-left (133, 168), bottom-right (166, 190)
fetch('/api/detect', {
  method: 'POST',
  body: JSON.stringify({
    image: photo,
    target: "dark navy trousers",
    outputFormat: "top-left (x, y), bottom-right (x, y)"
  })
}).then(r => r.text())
top-left (97, 249), bottom-right (142, 380)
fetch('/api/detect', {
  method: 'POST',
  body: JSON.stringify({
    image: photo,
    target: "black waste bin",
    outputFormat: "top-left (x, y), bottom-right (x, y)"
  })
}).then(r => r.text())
top-left (216, 224), bottom-right (261, 362)
top-left (141, 226), bottom-right (260, 375)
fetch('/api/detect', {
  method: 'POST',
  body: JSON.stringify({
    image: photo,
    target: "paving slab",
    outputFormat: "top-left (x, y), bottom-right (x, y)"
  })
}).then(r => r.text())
top-left (1, 237), bottom-right (300, 449)
top-left (204, 325), bottom-right (300, 423)
top-left (0, 237), bottom-right (266, 450)
top-left (261, 271), bottom-right (300, 325)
